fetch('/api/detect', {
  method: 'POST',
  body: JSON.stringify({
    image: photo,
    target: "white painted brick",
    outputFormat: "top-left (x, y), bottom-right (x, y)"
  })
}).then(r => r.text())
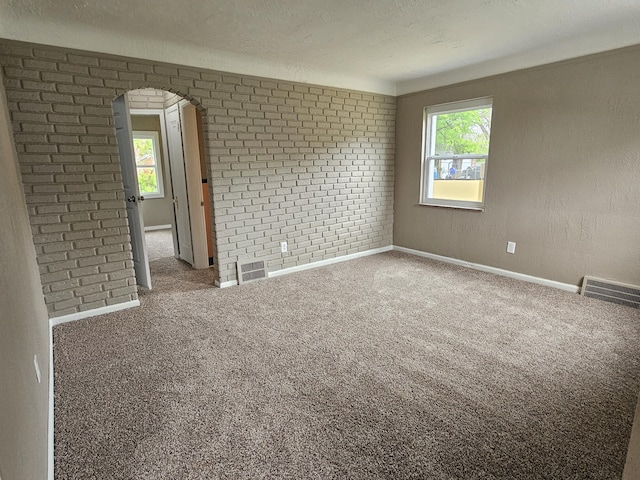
top-left (3, 40), bottom-right (395, 307)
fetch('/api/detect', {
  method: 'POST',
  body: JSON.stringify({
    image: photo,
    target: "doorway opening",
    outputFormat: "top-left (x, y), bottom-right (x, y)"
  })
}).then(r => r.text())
top-left (113, 89), bottom-right (214, 291)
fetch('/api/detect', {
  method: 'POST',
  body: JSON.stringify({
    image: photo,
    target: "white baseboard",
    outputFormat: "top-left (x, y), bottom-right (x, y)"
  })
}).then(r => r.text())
top-left (144, 224), bottom-right (171, 232)
top-left (269, 246), bottom-right (394, 279)
top-left (393, 246), bottom-right (579, 293)
top-left (216, 246), bottom-right (394, 288)
top-left (49, 300), bottom-right (141, 327)
top-left (216, 279), bottom-right (238, 288)
top-left (47, 324), bottom-right (54, 480)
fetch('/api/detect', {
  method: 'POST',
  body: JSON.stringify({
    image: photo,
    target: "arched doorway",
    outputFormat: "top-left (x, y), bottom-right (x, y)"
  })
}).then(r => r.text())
top-left (113, 88), bottom-right (214, 290)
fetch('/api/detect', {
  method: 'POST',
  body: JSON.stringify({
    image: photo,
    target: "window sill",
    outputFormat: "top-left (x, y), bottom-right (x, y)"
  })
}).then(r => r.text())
top-left (418, 202), bottom-right (484, 212)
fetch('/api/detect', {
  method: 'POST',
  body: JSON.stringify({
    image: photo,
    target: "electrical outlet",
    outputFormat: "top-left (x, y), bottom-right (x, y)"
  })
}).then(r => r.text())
top-left (33, 354), bottom-right (41, 384)
top-left (280, 241), bottom-right (288, 253)
top-left (506, 241), bottom-right (516, 254)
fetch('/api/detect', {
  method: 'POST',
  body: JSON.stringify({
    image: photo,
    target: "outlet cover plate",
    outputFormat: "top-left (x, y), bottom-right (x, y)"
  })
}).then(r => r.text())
top-left (506, 241), bottom-right (516, 254)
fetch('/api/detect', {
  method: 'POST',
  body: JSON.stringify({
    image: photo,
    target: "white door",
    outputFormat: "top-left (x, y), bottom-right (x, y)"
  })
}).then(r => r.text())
top-left (113, 95), bottom-right (152, 289)
top-left (180, 102), bottom-right (209, 269)
top-left (165, 104), bottom-right (194, 265)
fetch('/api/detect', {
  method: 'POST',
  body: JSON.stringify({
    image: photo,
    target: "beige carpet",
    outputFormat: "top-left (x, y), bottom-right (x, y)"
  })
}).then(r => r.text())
top-left (144, 229), bottom-right (175, 261)
top-left (53, 252), bottom-right (640, 479)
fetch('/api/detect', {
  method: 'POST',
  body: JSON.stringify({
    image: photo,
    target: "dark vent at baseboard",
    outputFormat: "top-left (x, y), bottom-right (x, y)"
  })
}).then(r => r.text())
top-left (237, 258), bottom-right (268, 285)
top-left (581, 276), bottom-right (640, 308)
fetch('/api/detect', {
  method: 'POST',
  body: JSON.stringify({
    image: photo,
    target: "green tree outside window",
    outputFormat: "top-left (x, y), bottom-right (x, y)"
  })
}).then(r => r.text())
top-left (133, 132), bottom-right (164, 198)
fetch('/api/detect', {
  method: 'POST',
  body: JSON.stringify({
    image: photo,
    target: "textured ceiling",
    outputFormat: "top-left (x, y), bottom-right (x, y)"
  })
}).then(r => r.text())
top-left (1, 0), bottom-right (640, 95)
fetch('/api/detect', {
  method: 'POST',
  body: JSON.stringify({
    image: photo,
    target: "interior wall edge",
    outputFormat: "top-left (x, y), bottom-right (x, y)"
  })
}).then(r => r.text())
top-left (623, 394), bottom-right (640, 479)
top-left (269, 245), bottom-right (394, 279)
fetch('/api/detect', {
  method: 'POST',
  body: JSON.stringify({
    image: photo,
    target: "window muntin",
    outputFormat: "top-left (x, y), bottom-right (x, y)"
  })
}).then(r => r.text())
top-left (421, 97), bottom-right (493, 210)
top-left (133, 131), bottom-right (164, 199)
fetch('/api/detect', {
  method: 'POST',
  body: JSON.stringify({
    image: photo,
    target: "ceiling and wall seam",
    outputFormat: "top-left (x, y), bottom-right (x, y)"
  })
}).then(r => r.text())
top-left (2, 0), bottom-right (640, 96)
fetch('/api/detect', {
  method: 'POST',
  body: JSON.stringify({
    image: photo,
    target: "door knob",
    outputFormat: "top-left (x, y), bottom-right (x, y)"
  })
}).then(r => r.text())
top-left (127, 195), bottom-right (136, 203)
top-left (138, 195), bottom-right (145, 202)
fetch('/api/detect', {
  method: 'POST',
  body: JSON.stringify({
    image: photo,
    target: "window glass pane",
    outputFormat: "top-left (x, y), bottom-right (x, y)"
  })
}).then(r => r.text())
top-left (431, 158), bottom-right (486, 203)
top-left (132, 131), bottom-right (163, 198)
top-left (137, 167), bottom-right (158, 194)
top-left (432, 108), bottom-right (491, 156)
top-left (133, 138), bottom-right (156, 166)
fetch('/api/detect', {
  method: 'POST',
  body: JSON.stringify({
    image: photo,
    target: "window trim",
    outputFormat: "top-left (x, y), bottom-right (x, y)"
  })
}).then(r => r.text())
top-left (133, 130), bottom-right (164, 199)
top-left (419, 96), bottom-right (493, 211)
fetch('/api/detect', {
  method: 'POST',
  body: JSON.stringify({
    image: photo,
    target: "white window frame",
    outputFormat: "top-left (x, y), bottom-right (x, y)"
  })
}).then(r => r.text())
top-left (133, 130), bottom-right (164, 199)
top-left (420, 97), bottom-right (493, 211)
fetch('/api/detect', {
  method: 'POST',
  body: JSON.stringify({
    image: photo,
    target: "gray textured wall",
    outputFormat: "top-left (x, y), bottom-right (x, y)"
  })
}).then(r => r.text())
top-left (0, 40), bottom-right (395, 317)
top-left (0, 67), bottom-right (50, 480)
top-left (394, 46), bottom-right (640, 287)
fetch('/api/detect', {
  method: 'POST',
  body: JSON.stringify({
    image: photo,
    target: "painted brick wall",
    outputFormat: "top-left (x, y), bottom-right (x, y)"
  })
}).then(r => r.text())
top-left (163, 91), bottom-right (180, 109)
top-left (0, 40), bottom-right (395, 317)
top-left (127, 88), bottom-right (165, 109)
top-left (127, 88), bottom-right (179, 109)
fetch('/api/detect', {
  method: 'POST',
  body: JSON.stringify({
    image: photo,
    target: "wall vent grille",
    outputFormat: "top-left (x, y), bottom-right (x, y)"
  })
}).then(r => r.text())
top-left (581, 276), bottom-right (640, 308)
top-left (237, 258), bottom-right (268, 285)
